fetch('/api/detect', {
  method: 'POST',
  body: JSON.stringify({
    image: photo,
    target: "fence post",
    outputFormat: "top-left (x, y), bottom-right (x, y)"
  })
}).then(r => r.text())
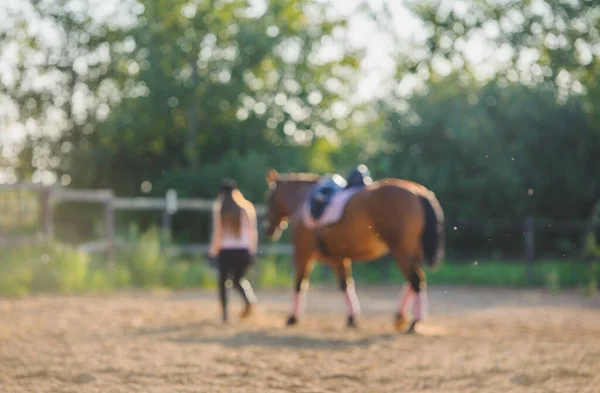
top-left (104, 192), bottom-right (115, 269)
top-left (40, 186), bottom-right (53, 240)
top-left (162, 211), bottom-right (172, 240)
top-left (163, 189), bottom-right (178, 242)
top-left (524, 216), bottom-right (535, 285)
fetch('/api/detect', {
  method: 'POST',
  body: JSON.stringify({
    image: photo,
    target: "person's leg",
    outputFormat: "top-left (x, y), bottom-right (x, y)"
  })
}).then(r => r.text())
top-left (232, 250), bottom-right (257, 318)
top-left (218, 251), bottom-right (230, 322)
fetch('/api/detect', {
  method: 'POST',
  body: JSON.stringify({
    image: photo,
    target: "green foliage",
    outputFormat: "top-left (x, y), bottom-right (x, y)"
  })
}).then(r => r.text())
top-left (544, 267), bottom-right (562, 294)
top-left (118, 225), bottom-right (169, 288)
top-left (373, 77), bottom-right (600, 255)
top-left (0, 228), bottom-right (215, 297)
top-left (3, 0), bottom-right (600, 263)
top-left (371, 0), bottom-right (600, 257)
top-left (402, 0), bottom-right (600, 87)
top-left (112, 264), bottom-right (133, 289)
top-left (163, 262), bottom-right (194, 290)
top-left (427, 262), bottom-right (528, 288)
top-left (0, 242), bottom-right (90, 296)
top-left (253, 257), bottom-right (600, 292)
top-left (0, 189), bottom-right (41, 236)
top-left (2, 232), bottom-right (599, 297)
top-left (29, 244), bottom-right (90, 294)
top-left (352, 262), bottom-right (389, 284)
top-left (183, 260), bottom-right (218, 289)
top-left (85, 268), bottom-right (115, 293)
top-left (256, 254), bottom-right (293, 288)
top-left (6, 0), bottom-right (367, 245)
top-left (583, 200), bottom-right (600, 257)
top-left (583, 262), bottom-right (599, 297)
top-left (429, 259), bottom-right (600, 291)
top-left (0, 247), bottom-right (34, 297)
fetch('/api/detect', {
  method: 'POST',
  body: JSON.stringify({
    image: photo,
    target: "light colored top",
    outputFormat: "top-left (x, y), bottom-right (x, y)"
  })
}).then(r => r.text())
top-left (209, 199), bottom-right (258, 257)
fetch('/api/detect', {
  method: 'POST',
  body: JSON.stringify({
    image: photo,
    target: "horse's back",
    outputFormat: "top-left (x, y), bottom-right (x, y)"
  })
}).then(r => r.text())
top-left (371, 178), bottom-right (433, 197)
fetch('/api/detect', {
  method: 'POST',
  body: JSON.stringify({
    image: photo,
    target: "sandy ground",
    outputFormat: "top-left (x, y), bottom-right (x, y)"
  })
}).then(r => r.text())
top-left (1, 285), bottom-right (600, 393)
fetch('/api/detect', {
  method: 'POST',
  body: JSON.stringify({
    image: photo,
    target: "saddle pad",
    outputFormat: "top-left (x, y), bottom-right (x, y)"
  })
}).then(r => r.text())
top-left (302, 187), bottom-right (362, 230)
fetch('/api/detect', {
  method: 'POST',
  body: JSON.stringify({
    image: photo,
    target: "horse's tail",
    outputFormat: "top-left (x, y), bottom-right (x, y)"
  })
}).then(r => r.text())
top-left (419, 192), bottom-right (445, 269)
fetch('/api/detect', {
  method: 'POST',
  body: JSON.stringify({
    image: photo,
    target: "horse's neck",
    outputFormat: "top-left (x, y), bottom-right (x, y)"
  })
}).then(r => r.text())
top-left (285, 181), bottom-right (317, 215)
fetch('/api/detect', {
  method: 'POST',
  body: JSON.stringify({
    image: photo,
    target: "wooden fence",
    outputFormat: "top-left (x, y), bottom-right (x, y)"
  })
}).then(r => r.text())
top-left (0, 182), bottom-right (288, 268)
top-left (1, 182), bottom-right (598, 277)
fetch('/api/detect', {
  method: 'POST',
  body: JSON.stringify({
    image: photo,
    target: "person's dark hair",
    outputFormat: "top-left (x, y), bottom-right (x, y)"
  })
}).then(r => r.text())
top-left (220, 178), bottom-right (238, 194)
top-left (219, 179), bottom-right (242, 235)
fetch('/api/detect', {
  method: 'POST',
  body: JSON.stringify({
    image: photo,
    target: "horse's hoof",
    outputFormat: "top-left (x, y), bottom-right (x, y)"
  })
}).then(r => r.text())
top-left (240, 303), bottom-right (255, 319)
top-left (286, 315), bottom-right (298, 326)
top-left (394, 313), bottom-right (408, 331)
top-left (347, 315), bottom-right (357, 328)
top-left (405, 320), bottom-right (418, 335)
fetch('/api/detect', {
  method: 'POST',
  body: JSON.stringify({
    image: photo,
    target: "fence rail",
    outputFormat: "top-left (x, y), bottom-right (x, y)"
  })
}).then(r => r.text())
top-left (0, 233), bottom-right (48, 248)
top-left (111, 196), bottom-right (266, 213)
top-left (1, 182), bottom-right (273, 266)
top-left (53, 188), bottom-right (114, 203)
top-left (0, 183), bottom-right (46, 191)
top-left (2, 182), bottom-right (598, 275)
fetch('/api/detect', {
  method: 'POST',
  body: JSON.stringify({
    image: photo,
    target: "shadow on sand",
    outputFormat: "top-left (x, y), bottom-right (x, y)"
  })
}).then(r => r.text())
top-left (164, 329), bottom-right (402, 350)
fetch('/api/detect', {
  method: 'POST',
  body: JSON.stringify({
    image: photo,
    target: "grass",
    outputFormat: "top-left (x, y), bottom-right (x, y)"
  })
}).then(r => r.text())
top-left (1, 226), bottom-right (599, 298)
top-left (304, 258), bottom-right (600, 294)
top-left (426, 260), bottom-right (597, 290)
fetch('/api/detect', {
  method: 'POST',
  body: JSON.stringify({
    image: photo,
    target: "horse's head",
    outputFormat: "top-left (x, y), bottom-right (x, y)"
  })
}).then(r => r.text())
top-left (264, 169), bottom-right (288, 240)
top-left (263, 168), bottom-right (320, 240)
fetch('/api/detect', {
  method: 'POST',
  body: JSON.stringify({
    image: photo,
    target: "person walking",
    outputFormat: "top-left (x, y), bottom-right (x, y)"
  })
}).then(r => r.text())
top-left (208, 179), bottom-right (258, 323)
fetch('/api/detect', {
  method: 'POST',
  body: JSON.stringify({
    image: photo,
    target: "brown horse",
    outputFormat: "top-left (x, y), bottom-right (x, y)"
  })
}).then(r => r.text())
top-left (263, 169), bottom-right (445, 333)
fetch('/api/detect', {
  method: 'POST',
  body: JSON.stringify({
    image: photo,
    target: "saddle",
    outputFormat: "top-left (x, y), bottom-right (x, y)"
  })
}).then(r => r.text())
top-left (307, 165), bottom-right (372, 221)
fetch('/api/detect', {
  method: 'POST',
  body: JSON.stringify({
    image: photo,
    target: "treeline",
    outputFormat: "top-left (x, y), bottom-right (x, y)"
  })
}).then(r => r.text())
top-left (2, 0), bottom-right (599, 258)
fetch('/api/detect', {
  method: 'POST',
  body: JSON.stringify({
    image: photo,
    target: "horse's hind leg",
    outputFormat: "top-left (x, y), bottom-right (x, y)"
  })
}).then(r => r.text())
top-left (392, 249), bottom-right (427, 333)
top-left (405, 265), bottom-right (427, 334)
top-left (333, 258), bottom-right (361, 328)
top-left (395, 281), bottom-right (415, 330)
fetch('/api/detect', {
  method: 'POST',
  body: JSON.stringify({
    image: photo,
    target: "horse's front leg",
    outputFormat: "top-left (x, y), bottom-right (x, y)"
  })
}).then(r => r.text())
top-left (333, 258), bottom-right (361, 328)
top-left (287, 254), bottom-right (314, 326)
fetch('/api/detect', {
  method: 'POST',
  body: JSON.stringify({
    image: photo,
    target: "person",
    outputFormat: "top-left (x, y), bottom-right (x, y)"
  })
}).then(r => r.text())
top-left (345, 164), bottom-right (372, 189)
top-left (208, 179), bottom-right (258, 323)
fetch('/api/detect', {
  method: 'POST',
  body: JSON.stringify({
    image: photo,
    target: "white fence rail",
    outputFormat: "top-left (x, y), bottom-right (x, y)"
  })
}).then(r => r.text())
top-left (1, 182), bottom-right (286, 267)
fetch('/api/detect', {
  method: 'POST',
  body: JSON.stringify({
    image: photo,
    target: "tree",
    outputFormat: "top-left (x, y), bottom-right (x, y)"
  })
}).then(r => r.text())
top-left (373, 74), bottom-right (600, 256)
top-left (7, 0), bottom-right (366, 241)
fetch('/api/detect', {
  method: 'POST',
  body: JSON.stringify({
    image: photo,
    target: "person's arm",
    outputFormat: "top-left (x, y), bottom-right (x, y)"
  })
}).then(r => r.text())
top-left (209, 202), bottom-right (222, 258)
top-left (245, 203), bottom-right (258, 256)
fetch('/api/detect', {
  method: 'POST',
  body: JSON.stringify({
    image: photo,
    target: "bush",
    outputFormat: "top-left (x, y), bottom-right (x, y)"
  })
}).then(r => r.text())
top-left (256, 254), bottom-right (293, 288)
top-left (85, 268), bottom-right (114, 293)
top-left (111, 264), bottom-right (132, 289)
top-left (0, 248), bottom-right (33, 297)
top-left (0, 242), bottom-right (90, 297)
top-left (163, 262), bottom-right (189, 289)
top-left (31, 243), bottom-right (89, 294)
top-left (119, 225), bottom-right (168, 288)
top-left (583, 262), bottom-right (599, 296)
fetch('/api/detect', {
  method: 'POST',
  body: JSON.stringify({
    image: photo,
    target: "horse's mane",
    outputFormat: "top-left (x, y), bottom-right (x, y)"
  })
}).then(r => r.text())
top-left (277, 172), bottom-right (321, 183)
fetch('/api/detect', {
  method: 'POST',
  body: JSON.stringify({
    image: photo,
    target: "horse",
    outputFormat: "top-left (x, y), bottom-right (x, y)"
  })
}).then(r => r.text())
top-left (263, 167), bottom-right (445, 333)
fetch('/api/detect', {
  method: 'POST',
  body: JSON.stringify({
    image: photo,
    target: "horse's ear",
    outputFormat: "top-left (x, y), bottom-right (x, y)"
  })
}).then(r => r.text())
top-left (266, 168), bottom-right (278, 183)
